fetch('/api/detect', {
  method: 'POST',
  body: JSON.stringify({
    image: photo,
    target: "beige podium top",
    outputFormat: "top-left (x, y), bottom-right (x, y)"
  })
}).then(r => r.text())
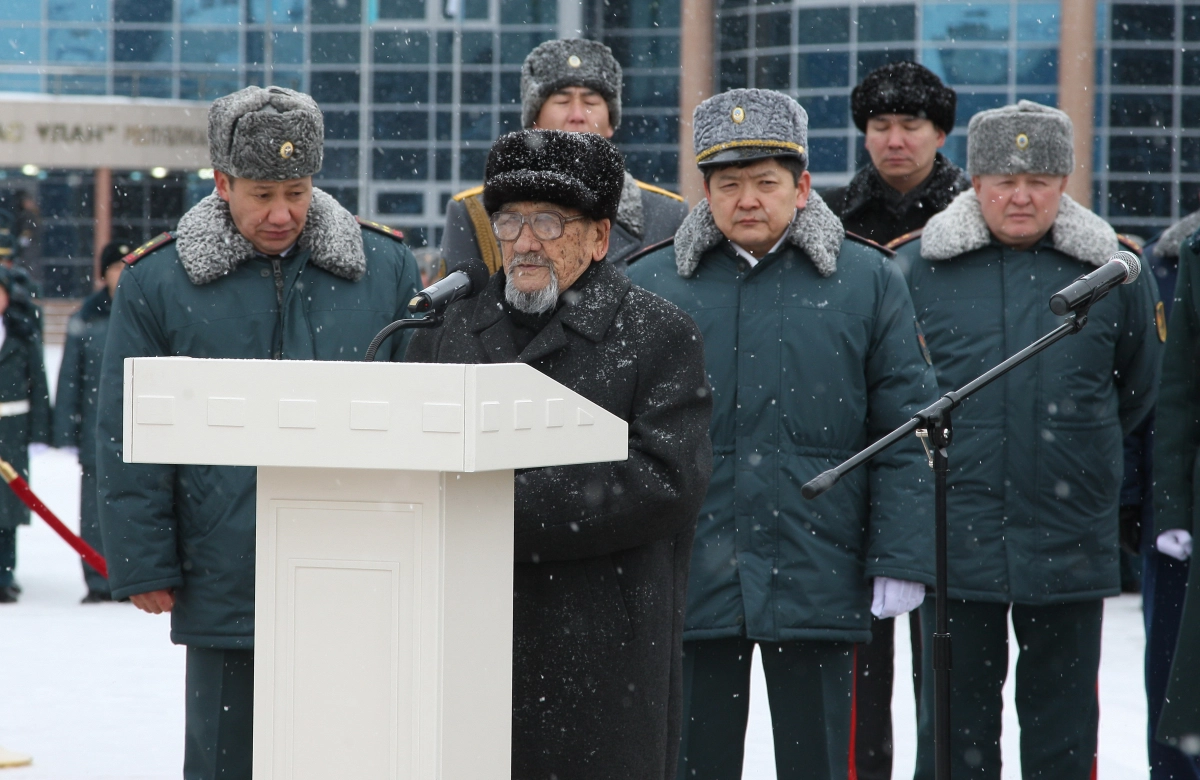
top-left (123, 358), bottom-right (628, 473)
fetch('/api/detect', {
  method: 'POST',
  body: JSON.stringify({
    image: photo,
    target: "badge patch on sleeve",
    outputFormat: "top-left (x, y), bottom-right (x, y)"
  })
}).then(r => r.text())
top-left (915, 320), bottom-right (933, 365)
top-left (1156, 301), bottom-right (1168, 342)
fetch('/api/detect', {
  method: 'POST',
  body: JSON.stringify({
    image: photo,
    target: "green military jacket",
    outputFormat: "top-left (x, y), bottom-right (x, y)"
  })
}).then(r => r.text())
top-left (52, 288), bottom-right (111, 470)
top-left (0, 306), bottom-right (50, 531)
top-left (96, 189), bottom-right (421, 648)
top-left (894, 190), bottom-right (1161, 604)
top-left (628, 193), bottom-right (939, 644)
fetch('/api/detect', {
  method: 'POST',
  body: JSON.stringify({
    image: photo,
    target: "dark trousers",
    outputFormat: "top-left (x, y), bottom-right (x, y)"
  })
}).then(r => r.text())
top-left (79, 466), bottom-right (108, 595)
top-left (852, 612), bottom-right (923, 780)
top-left (184, 648), bottom-right (254, 780)
top-left (914, 599), bottom-right (1102, 780)
top-left (677, 636), bottom-right (854, 780)
top-left (0, 526), bottom-right (15, 589)
top-left (1143, 546), bottom-right (1200, 779)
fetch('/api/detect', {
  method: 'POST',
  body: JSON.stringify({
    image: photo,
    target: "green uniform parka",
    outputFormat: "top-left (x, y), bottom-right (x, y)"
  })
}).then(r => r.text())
top-left (1154, 230), bottom-right (1200, 746)
top-left (96, 189), bottom-right (422, 648)
top-left (0, 308), bottom-right (51, 531)
top-left (627, 192), bottom-right (940, 644)
top-left (892, 190), bottom-right (1162, 604)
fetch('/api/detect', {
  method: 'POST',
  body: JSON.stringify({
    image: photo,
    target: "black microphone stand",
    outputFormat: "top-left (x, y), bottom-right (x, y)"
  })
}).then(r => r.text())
top-left (802, 303), bottom-right (1095, 780)
top-left (363, 312), bottom-right (443, 362)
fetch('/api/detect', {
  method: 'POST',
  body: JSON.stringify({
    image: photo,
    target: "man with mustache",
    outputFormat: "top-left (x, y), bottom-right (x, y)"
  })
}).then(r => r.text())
top-left (408, 129), bottom-right (713, 779)
top-left (890, 100), bottom-right (1162, 780)
top-left (627, 88), bottom-right (938, 780)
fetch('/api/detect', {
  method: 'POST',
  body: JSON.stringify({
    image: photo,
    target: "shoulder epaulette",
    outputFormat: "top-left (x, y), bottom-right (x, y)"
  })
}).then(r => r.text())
top-left (452, 185), bottom-right (484, 202)
top-left (846, 231), bottom-right (895, 257)
top-left (1117, 233), bottom-right (1144, 256)
top-left (356, 216), bottom-right (405, 242)
top-left (124, 232), bottom-right (174, 265)
top-left (884, 228), bottom-right (924, 251)
top-left (633, 180), bottom-right (685, 203)
top-left (623, 237), bottom-right (676, 267)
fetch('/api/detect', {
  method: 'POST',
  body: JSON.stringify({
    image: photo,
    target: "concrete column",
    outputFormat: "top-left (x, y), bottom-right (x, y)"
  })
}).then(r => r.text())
top-left (557, 0), bottom-right (584, 39)
top-left (1058, 0), bottom-right (1096, 209)
top-left (679, 0), bottom-right (715, 205)
top-left (93, 167), bottom-right (112, 289)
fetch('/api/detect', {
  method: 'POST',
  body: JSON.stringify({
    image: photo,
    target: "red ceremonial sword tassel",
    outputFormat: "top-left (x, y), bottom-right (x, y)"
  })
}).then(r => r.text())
top-left (0, 456), bottom-right (108, 579)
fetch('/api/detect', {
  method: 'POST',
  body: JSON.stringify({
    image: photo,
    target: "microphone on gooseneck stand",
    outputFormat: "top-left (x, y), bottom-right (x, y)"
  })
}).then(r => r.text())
top-left (364, 258), bottom-right (490, 361)
top-left (1048, 250), bottom-right (1141, 317)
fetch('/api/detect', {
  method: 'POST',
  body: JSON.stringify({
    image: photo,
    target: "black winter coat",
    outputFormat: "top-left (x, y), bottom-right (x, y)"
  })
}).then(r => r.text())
top-left (822, 153), bottom-right (970, 245)
top-left (52, 288), bottom-right (110, 469)
top-left (407, 261), bottom-right (713, 780)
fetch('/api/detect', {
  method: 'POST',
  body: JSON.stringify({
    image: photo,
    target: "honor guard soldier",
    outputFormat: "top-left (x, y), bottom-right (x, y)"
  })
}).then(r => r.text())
top-left (410, 129), bottom-right (713, 779)
top-left (52, 240), bottom-right (129, 603)
top-left (442, 38), bottom-right (687, 275)
top-left (822, 59), bottom-right (969, 780)
top-left (627, 89), bottom-right (938, 780)
top-left (95, 86), bottom-right (422, 780)
top-left (891, 101), bottom-right (1162, 780)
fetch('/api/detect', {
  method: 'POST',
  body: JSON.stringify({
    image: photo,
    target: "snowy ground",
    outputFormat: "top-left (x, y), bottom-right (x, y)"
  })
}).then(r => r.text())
top-left (0, 346), bottom-right (1154, 779)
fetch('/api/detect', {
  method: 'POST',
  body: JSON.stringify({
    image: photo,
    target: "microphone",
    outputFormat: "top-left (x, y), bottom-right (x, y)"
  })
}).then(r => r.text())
top-left (1049, 250), bottom-right (1141, 316)
top-left (408, 260), bottom-right (490, 314)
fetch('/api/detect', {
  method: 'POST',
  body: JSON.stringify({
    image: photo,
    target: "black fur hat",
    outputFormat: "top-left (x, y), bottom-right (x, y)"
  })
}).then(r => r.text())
top-left (851, 61), bottom-right (957, 134)
top-left (99, 240), bottom-right (133, 274)
top-left (482, 130), bottom-right (625, 223)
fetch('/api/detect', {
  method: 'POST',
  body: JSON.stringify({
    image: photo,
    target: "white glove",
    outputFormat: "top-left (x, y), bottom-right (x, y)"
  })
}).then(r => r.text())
top-left (871, 577), bottom-right (926, 619)
top-left (27, 443), bottom-right (49, 458)
top-left (1157, 529), bottom-right (1194, 561)
top-left (59, 446), bottom-right (79, 458)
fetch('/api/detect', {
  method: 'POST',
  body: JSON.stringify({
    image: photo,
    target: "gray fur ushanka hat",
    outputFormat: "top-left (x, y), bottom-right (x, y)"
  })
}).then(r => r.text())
top-left (967, 100), bottom-right (1074, 177)
top-left (208, 86), bottom-right (324, 180)
top-left (521, 39), bottom-right (623, 130)
top-left (483, 130), bottom-right (625, 222)
top-left (851, 61), bottom-right (956, 134)
top-left (693, 89), bottom-right (807, 168)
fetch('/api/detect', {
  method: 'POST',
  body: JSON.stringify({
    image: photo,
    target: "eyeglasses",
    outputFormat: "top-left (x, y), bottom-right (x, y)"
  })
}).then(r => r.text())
top-left (491, 211), bottom-right (585, 242)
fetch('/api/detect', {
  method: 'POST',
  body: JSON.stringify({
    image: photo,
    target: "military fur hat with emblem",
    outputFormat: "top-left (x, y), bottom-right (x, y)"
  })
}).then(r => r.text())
top-left (483, 130), bottom-right (625, 222)
top-left (208, 85), bottom-right (324, 181)
top-left (851, 61), bottom-right (957, 134)
top-left (693, 89), bottom-right (807, 169)
top-left (521, 39), bottom-right (623, 130)
top-left (967, 99), bottom-right (1074, 177)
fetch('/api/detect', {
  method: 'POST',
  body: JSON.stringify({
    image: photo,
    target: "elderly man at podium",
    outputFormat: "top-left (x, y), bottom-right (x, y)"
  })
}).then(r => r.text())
top-left (408, 129), bottom-right (714, 779)
top-left (95, 86), bottom-right (421, 780)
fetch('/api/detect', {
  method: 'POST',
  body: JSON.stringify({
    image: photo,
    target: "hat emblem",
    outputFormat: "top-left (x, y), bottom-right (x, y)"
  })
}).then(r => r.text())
top-left (279, 141), bottom-right (295, 159)
top-left (1015, 133), bottom-right (1030, 150)
top-left (567, 54), bottom-right (582, 68)
top-left (731, 106), bottom-right (746, 124)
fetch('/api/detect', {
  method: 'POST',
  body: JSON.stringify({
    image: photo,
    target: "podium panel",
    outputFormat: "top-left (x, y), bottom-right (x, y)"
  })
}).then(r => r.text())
top-left (253, 467), bottom-right (514, 780)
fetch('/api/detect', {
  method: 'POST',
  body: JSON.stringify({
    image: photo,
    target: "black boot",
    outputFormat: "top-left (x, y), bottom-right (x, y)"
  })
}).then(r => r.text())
top-left (81, 590), bottom-right (113, 604)
top-left (0, 586), bottom-right (19, 603)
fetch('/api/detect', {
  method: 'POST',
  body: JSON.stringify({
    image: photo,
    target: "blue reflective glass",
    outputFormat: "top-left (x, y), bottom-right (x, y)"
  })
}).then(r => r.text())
top-left (49, 1), bottom-right (109, 22)
top-left (115, 0), bottom-right (172, 22)
top-left (606, 35), bottom-right (679, 68)
top-left (623, 151), bottom-right (679, 186)
top-left (857, 48), bottom-right (916, 75)
top-left (461, 32), bottom-right (493, 64)
top-left (0, 1), bottom-right (41, 21)
top-left (312, 32), bottom-right (361, 64)
top-left (378, 193), bottom-right (424, 215)
top-left (797, 52), bottom-right (848, 88)
top-left (1016, 48), bottom-right (1057, 85)
top-left (1112, 49), bottom-right (1174, 85)
top-left (180, 74), bottom-right (240, 100)
top-left (324, 110), bottom-right (359, 140)
top-left (1016, 3), bottom-right (1058, 41)
top-left (1108, 181), bottom-right (1171, 217)
top-left (0, 74), bottom-right (40, 92)
top-left (1112, 3), bottom-right (1175, 41)
top-left (756, 54), bottom-right (790, 88)
top-left (623, 74), bottom-right (678, 107)
top-left (1109, 136), bottom-right (1173, 173)
top-left (310, 72), bottom-right (359, 103)
top-left (0, 28), bottom-right (41, 63)
top-left (182, 31), bottom-right (239, 64)
top-left (272, 32), bottom-right (305, 65)
top-left (323, 147), bottom-right (360, 179)
top-left (605, 0), bottom-right (680, 30)
top-left (273, 0), bottom-right (306, 23)
top-left (613, 114), bottom-right (678, 144)
top-left (57, 74), bottom-right (107, 94)
top-left (312, 0), bottom-right (361, 23)
top-left (1110, 94), bottom-right (1173, 127)
top-left (808, 136), bottom-right (848, 173)
top-left (375, 148), bottom-right (429, 180)
top-left (924, 48), bottom-right (1008, 85)
top-left (114, 74), bottom-right (172, 97)
top-left (374, 110), bottom-right (430, 140)
top-left (379, 0), bottom-right (426, 19)
top-left (461, 110), bottom-right (494, 139)
top-left (923, 4), bottom-right (1010, 42)
top-left (181, 0), bottom-right (240, 24)
top-left (797, 7), bottom-right (848, 44)
top-left (499, 0), bottom-right (555, 25)
top-left (374, 72), bottom-right (429, 103)
top-left (48, 28), bottom-right (108, 62)
top-left (857, 5), bottom-right (915, 42)
top-left (246, 32), bottom-right (264, 64)
top-left (374, 32), bottom-right (431, 64)
top-left (115, 30), bottom-right (174, 63)
top-left (721, 15), bottom-right (749, 50)
top-left (461, 72), bottom-right (493, 104)
top-left (501, 31), bottom-right (553, 64)
top-left (720, 57), bottom-right (748, 90)
top-left (1181, 137), bottom-right (1200, 172)
top-left (954, 92), bottom-right (1007, 126)
top-left (273, 70), bottom-right (304, 92)
top-left (757, 10), bottom-right (791, 48)
top-left (464, 0), bottom-right (488, 21)
top-left (804, 95), bottom-right (849, 129)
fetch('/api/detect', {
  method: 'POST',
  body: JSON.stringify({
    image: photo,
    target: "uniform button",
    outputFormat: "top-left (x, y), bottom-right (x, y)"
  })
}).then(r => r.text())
top-left (261, 268), bottom-right (270, 277)
top-left (737, 262), bottom-right (748, 272)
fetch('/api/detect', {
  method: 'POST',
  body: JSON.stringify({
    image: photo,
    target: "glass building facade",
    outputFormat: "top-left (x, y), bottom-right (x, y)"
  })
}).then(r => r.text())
top-left (0, 0), bottom-right (1196, 296)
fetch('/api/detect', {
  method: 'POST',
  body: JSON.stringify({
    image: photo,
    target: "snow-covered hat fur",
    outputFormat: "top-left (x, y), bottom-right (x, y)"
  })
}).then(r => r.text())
top-left (483, 130), bottom-right (625, 222)
top-left (693, 88), bottom-right (807, 168)
top-left (967, 100), bottom-right (1074, 177)
top-left (521, 39), bottom-right (622, 130)
top-left (208, 86), bottom-right (324, 180)
top-left (852, 61), bottom-right (956, 134)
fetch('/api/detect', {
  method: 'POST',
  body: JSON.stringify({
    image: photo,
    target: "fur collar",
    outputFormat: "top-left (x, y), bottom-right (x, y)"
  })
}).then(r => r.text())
top-left (920, 189), bottom-right (1116, 267)
top-left (174, 187), bottom-right (366, 285)
top-left (674, 191), bottom-right (843, 278)
top-left (841, 153), bottom-right (969, 219)
top-left (1155, 209), bottom-right (1200, 259)
top-left (616, 172), bottom-right (644, 239)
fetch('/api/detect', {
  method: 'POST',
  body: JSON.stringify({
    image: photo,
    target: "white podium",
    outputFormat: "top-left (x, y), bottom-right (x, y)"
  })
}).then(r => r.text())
top-left (123, 357), bottom-right (628, 780)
